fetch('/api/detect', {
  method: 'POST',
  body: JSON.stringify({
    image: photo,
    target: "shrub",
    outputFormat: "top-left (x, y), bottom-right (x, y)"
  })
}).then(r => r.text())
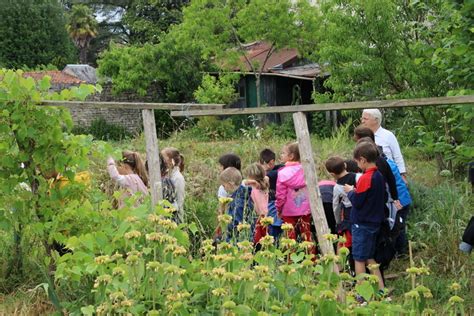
top-left (72, 118), bottom-right (131, 141)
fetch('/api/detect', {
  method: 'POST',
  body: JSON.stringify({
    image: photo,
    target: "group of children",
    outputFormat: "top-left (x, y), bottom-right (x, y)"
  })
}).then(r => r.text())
top-left (107, 127), bottom-right (412, 298)
top-left (215, 126), bottom-right (411, 298)
top-left (107, 147), bottom-right (186, 222)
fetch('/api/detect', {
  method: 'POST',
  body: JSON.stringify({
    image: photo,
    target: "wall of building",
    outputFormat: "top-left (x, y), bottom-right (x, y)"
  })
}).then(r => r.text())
top-left (52, 82), bottom-right (162, 133)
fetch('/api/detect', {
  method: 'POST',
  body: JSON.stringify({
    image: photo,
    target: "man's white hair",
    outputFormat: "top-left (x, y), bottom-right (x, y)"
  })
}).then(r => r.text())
top-left (363, 109), bottom-right (382, 125)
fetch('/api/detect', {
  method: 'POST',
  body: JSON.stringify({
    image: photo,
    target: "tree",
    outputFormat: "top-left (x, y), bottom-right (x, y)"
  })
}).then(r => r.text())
top-left (66, 4), bottom-right (98, 64)
top-left (0, 0), bottom-right (76, 69)
top-left (175, 0), bottom-right (317, 106)
top-left (312, 0), bottom-right (473, 173)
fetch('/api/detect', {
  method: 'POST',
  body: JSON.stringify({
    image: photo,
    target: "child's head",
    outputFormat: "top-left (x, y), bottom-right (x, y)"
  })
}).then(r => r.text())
top-left (161, 147), bottom-right (184, 172)
top-left (259, 148), bottom-right (276, 171)
top-left (280, 142), bottom-right (300, 163)
top-left (353, 126), bottom-right (375, 142)
top-left (122, 150), bottom-right (149, 186)
top-left (353, 141), bottom-right (379, 171)
top-left (244, 163), bottom-right (269, 191)
top-left (218, 153), bottom-right (241, 171)
top-left (219, 167), bottom-right (242, 194)
top-left (344, 159), bottom-right (361, 173)
top-left (325, 156), bottom-right (346, 178)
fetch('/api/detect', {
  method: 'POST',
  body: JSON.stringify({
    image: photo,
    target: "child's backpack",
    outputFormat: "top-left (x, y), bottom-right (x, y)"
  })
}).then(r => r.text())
top-left (375, 207), bottom-right (404, 270)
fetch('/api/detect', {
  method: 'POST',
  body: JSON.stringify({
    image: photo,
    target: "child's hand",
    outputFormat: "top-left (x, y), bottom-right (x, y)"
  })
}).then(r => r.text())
top-left (343, 184), bottom-right (354, 193)
top-left (107, 156), bottom-right (115, 166)
top-left (394, 200), bottom-right (403, 210)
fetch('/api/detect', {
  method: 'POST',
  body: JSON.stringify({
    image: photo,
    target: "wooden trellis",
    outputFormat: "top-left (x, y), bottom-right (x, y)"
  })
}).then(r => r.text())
top-left (45, 95), bottom-right (474, 256)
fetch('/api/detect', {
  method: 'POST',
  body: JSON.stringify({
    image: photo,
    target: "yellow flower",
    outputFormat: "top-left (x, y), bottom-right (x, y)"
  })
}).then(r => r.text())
top-left (172, 246), bottom-right (187, 257)
top-left (449, 282), bottom-right (461, 292)
top-left (146, 261), bottom-right (162, 272)
top-left (163, 264), bottom-right (185, 276)
top-left (125, 216), bottom-right (139, 223)
top-left (237, 240), bottom-right (253, 251)
top-left (253, 282), bottom-right (270, 292)
top-left (367, 263), bottom-right (380, 271)
top-left (95, 255), bottom-right (111, 265)
top-left (124, 230), bottom-right (141, 240)
top-left (279, 265), bottom-right (296, 275)
top-left (259, 235), bottom-right (274, 247)
top-left (148, 214), bottom-right (160, 223)
top-left (158, 218), bottom-right (178, 230)
top-left (217, 242), bottom-right (233, 251)
top-left (93, 274), bottom-right (112, 288)
top-left (212, 254), bottom-right (234, 263)
top-left (404, 290), bottom-right (420, 300)
top-left (254, 265), bottom-right (270, 276)
top-left (239, 270), bottom-right (255, 281)
top-left (146, 232), bottom-right (166, 242)
top-left (301, 294), bottom-right (315, 303)
top-left (211, 287), bottom-right (227, 297)
top-left (258, 250), bottom-right (274, 259)
top-left (260, 216), bottom-right (274, 227)
top-left (299, 241), bottom-right (314, 251)
top-left (110, 252), bottom-right (123, 261)
top-left (323, 233), bottom-right (338, 242)
top-left (281, 223), bottom-right (294, 231)
top-left (448, 295), bottom-right (464, 305)
top-left (279, 237), bottom-right (296, 249)
top-left (237, 223), bottom-right (251, 232)
top-left (240, 252), bottom-right (254, 261)
top-left (112, 267), bottom-right (125, 276)
top-left (219, 197), bottom-right (234, 204)
top-left (218, 214), bottom-right (233, 224)
top-left (222, 272), bottom-right (240, 283)
top-left (121, 299), bottom-right (134, 307)
top-left (109, 291), bottom-right (126, 302)
top-left (212, 267), bottom-right (226, 278)
top-left (320, 253), bottom-right (339, 264)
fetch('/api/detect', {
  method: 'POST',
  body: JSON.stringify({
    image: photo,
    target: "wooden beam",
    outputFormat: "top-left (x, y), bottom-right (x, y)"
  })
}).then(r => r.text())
top-left (39, 100), bottom-right (224, 111)
top-left (171, 95), bottom-right (474, 117)
top-left (142, 109), bottom-right (163, 206)
top-left (293, 111), bottom-right (335, 256)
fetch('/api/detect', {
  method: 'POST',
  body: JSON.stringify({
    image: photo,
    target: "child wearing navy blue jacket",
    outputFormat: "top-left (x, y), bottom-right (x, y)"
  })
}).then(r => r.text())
top-left (219, 167), bottom-right (253, 243)
top-left (344, 141), bottom-right (386, 291)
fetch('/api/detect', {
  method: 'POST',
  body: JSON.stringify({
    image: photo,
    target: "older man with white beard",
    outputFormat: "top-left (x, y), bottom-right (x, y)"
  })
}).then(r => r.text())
top-left (361, 109), bottom-right (407, 182)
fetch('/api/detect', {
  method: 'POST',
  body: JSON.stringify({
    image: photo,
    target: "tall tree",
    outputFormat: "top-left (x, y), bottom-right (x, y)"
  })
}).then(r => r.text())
top-left (66, 4), bottom-right (98, 64)
top-left (0, 0), bottom-right (76, 69)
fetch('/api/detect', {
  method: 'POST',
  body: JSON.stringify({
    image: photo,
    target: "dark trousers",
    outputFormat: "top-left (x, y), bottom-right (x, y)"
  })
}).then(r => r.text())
top-left (395, 205), bottom-right (410, 254)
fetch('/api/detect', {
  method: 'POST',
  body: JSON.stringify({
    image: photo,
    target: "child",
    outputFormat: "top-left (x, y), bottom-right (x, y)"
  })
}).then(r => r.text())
top-left (219, 167), bottom-right (252, 242)
top-left (161, 147), bottom-right (185, 223)
top-left (159, 153), bottom-right (177, 209)
top-left (259, 148), bottom-right (284, 241)
top-left (244, 163), bottom-right (270, 247)
top-left (276, 142), bottom-right (316, 255)
top-left (325, 156), bottom-right (359, 256)
top-left (107, 151), bottom-right (148, 208)
top-left (217, 153), bottom-right (242, 199)
top-left (318, 179), bottom-right (337, 235)
top-left (344, 141), bottom-right (386, 292)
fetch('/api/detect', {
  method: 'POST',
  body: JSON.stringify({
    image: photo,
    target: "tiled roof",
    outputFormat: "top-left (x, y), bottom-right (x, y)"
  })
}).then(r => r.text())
top-left (237, 42), bottom-right (299, 73)
top-left (23, 70), bottom-right (84, 85)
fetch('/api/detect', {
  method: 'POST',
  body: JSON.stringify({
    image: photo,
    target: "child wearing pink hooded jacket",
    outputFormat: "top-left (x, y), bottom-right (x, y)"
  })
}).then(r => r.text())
top-left (276, 142), bottom-right (316, 255)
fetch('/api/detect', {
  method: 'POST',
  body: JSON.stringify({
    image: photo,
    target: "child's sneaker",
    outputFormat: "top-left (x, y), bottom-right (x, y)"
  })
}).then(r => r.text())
top-left (376, 288), bottom-right (391, 301)
top-left (355, 294), bottom-right (367, 305)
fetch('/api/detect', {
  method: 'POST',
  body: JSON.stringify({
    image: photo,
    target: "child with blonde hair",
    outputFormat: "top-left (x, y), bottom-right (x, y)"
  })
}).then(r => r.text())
top-left (107, 150), bottom-right (148, 208)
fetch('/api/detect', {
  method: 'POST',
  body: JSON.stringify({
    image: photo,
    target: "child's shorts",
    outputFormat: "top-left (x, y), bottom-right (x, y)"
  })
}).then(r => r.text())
top-left (351, 223), bottom-right (380, 261)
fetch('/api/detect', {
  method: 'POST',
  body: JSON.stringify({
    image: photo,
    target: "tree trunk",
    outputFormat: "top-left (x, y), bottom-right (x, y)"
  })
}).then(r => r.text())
top-left (79, 47), bottom-right (87, 64)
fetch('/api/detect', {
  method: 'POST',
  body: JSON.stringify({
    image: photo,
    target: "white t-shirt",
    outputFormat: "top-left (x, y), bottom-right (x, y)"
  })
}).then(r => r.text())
top-left (375, 126), bottom-right (406, 174)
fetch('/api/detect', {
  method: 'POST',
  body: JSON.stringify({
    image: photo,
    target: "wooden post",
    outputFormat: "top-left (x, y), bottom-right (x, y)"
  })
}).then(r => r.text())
top-left (142, 109), bottom-right (163, 206)
top-left (293, 111), bottom-right (335, 256)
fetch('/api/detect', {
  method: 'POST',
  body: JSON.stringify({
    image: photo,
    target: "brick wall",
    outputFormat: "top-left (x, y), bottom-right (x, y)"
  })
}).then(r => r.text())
top-left (53, 82), bottom-right (163, 133)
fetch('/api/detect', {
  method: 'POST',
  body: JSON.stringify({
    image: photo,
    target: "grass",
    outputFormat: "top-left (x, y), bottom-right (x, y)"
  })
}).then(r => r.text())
top-left (1, 129), bottom-right (472, 314)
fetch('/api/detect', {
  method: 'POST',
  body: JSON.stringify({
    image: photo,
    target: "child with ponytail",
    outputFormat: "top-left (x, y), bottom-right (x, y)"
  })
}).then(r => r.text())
top-left (107, 150), bottom-right (148, 208)
top-left (161, 147), bottom-right (186, 223)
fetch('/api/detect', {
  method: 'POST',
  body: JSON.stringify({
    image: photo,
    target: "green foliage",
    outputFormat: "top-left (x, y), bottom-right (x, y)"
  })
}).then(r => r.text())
top-left (194, 73), bottom-right (240, 105)
top-left (0, 0), bottom-right (76, 69)
top-left (311, 0), bottom-right (473, 176)
top-left (180, 117), bottom-right (236, 141)
top-left (0, 69), bottom-right (98, 286)
top-left (72, 118), bottom-right (131, 141)
top-left (66, 4), bottom-right (98, 64)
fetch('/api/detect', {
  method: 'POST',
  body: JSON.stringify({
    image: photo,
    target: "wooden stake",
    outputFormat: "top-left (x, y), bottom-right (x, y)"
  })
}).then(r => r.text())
top-left (142, 109), bottom-right (163, 206)
top-left (292, 111), bottom-right (335, 256)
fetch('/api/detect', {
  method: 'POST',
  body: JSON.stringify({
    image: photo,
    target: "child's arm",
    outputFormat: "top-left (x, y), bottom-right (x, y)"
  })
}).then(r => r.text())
top-left (275, 179), bottom-right (287, 216)
top-left (332, 185), bottom-right (343, 225)
top-left (107, 157), bottom-right (126, 185)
